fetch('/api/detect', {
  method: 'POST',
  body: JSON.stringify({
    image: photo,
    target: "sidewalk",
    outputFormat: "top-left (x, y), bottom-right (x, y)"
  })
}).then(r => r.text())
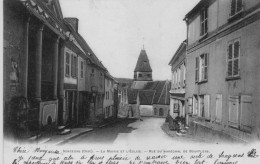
top-left (37, 127), bottom-right (93, 146)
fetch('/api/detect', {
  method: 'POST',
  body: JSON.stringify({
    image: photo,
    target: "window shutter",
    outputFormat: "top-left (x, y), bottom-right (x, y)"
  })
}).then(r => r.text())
top-left (195, 57), bottom-right (199, 82)
top-left (227, 44), bottom-right (233, 77)
top-left (188, 98), bottom-right (193, 114)
top-left (75, 56), bottom-right (78, 77)
top-left (216, 94), bottom-right (222, 123)
top-left (204, 95), bottom-right (210, 120)
top-left (233, 41), bottom-right (240, 76)
top-left (228, 96), bottom-right (239, 127)
top-left (204, 53), bottom-right (208, 80)
top-left (71, 55), bottom-right (74, 77)
top-left (200, 11), bottom-right (204, 36)
top-left (240, 95), bottom-right (252, 132)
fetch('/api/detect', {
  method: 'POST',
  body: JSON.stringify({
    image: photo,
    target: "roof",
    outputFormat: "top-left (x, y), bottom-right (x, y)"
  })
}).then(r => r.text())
top-left (184, 0), bottom-right (211, 21)
top-left (134, 49), bottom-right (152, 72)
top-left (169, 40), bottom-right (186, 66)
top-left (105, 72), bottom-right (114, 80)
top-left (64, 20), bottom-right (107, 71)
top-left (135, 81), bottom-right (171, 105)
top-left (138, 90), bottom-right (156, 105)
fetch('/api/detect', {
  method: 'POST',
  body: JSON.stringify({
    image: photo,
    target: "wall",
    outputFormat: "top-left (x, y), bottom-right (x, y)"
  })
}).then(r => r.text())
top-left (140, 105), bottom-right (153, 117)
top-left (64, 47), bottom-right (77, 85)
top-left (153, 104), bottom-right (169, 118)
top-left (4, 3), bottom-right (25, 103)
top-left (188, 0), bottom-right (260, 47)
top-left (185, 16), bottom-right (260, 141)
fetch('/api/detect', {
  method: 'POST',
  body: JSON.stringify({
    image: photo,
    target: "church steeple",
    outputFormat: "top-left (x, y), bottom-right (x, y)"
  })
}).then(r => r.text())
top-left (134, 49), bottom-right (153, 81)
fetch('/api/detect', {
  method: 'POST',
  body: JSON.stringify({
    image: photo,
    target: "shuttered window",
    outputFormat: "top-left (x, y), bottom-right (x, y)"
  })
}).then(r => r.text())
top-left (227, 95), bottom-right (253, 132)
top-left (193, 95), bottom-right (198, 115)
top-left (204, 95), bottom-right (210, 120)
top-left (227, 40), bottom-right (240, 78)
top-left (188, 98), bottom-right (193, 114)
top-left (230, 0), bottom-right (243, 17)
top-left (200, 7), bottom-right (208, 36)
top-left (80, 61), bottom-right (84, 78)
top-left (228, 96), bottom-right (239, 128)
top-left (240, 95), bottom-right (252, 132)
top-left (65, 52), bottom-right (70, 76)
top-left (200, 53), bottom-right (208, 81)
top-left (199, 95), bottom-right (205, 117)
top-left (195, 57), bottom-right (199, 82)
top-left (195, 53), bottom-right (208, 83)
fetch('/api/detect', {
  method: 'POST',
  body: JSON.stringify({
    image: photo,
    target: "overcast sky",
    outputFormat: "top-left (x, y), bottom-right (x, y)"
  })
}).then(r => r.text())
top-left (60, 0), bottom-right (199, 80)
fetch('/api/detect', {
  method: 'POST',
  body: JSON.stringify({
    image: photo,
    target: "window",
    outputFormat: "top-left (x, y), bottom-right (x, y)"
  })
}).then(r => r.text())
top-left (187, 98), bottom-right (193, 114)
top-left (171, 72), bottom-right (175, 89)
top-left (200, 7), bottom-right (208, 36)
top-left (197, 95), bottom-right (210, 120)
top-left (80, 61), bottom-right (84, 78)
top-left (227, 40), bottom-right (240, 79)
top-left (230, 0), bottom-right (243, 17)
top-left (65, 52), bottom-right (70, 76)
top-left (147, 74), bottom-right (151, 78)
top-left (139, 74), bottom-right (142, 78)
top-left (178, 68), bottom-right (181, 87)
top-left (175, 71), bottom-right (178, 89)
top-left (199, 95), bottom-right (205, 117)
top-left (71, 55), bottom-right (77, 78)
top-left (195, 53), bottom-right (208, 83)
top-left (193, 95), bottom-right (198, 115)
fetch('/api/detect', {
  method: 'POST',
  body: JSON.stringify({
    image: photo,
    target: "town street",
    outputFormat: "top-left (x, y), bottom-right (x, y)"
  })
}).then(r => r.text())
top-left (65, 117), bottom-right (204, 147)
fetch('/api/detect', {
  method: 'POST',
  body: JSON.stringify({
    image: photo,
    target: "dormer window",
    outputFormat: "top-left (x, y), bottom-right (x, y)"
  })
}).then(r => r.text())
top-left (200, 7), bottom-right (208, 37)
top-left (230, 0), bottom-right (243, 17)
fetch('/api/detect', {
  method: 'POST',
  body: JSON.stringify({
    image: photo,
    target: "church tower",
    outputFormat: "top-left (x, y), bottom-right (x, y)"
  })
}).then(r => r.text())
top-left (134, 49), bottom-right (153, 81)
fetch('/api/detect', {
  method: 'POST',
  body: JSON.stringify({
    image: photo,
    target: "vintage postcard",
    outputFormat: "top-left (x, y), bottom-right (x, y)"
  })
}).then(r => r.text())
top-left (2, 0), bottom-right (260, 163)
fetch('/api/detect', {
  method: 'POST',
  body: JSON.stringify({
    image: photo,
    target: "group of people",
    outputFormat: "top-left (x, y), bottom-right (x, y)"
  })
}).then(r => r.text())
top-left (167, 115), bottom-right (187, 136)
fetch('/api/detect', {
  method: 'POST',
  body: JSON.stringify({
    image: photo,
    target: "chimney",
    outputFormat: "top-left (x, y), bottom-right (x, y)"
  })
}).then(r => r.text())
top-left (64, 17), bottom-right (79, 33)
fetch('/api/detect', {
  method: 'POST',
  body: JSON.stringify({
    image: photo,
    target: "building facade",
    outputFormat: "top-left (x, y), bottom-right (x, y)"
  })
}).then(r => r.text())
top-left (169, 41), bottom-right (187, 122)
top-left (184, 0), bottom-right (260, 142)
top-left (103, 73), bottom-right (115, 118)
top-left (3, 0), bottom-right (111, 139)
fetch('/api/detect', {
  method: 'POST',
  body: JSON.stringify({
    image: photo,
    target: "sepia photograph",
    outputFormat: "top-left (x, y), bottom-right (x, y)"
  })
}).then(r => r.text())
top-left (2, 0), bottom-right (260, 163)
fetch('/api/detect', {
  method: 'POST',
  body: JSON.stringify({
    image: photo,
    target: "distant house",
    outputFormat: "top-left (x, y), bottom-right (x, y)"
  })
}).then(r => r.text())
top-left (103, 73), bottom-right (115, 119)
top-left (184, 0), bottom-right (260, 142)
top-left (168, 40), bottom-right (187, 122)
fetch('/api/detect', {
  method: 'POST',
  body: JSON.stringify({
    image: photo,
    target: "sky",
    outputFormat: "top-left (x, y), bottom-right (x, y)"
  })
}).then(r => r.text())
top-left (60, 0), bottom-right (199, 80)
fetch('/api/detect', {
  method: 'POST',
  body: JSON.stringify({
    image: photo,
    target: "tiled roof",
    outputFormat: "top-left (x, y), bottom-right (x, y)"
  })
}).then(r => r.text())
top-left (138, 90), bottom-right (155, 105)
top-left (134, 50), bottom-right (152, 72)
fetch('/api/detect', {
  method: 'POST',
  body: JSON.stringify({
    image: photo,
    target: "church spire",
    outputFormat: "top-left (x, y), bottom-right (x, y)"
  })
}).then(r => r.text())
top-left (133, 48), bottom-right (153, 81)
